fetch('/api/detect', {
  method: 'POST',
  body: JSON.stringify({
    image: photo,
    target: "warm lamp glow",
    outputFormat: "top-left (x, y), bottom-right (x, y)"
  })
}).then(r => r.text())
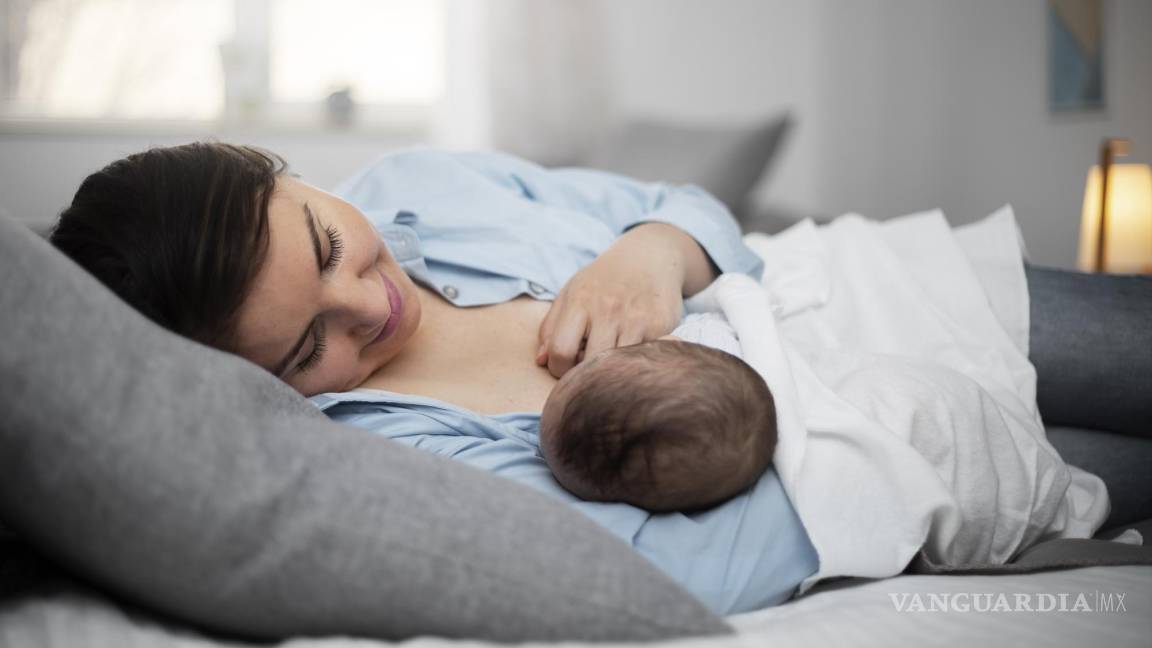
top-left (1078, 164), bottom-right (1152, 273)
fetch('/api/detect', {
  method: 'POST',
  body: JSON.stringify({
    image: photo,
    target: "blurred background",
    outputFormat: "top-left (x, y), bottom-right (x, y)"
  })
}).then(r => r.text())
top-left (1, 0), bottom-right (1149, 269)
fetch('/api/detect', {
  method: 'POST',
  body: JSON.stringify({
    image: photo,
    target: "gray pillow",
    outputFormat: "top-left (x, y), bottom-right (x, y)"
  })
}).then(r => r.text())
top-left (0, 216), bottom-right (730, 642)
top-left (584, 114), bottom-right (792, 218)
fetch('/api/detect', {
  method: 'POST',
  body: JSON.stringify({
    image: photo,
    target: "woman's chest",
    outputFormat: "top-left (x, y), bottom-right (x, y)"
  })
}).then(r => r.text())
top-left (360, 289), bottom-right (558, 416)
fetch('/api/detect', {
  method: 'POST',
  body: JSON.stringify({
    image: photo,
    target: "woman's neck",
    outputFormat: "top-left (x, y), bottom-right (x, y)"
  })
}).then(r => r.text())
top-left (356, 287), bottom-right (559, 415)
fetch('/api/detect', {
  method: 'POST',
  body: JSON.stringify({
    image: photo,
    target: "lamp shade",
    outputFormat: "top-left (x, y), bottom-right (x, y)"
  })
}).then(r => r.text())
top-left (1078, 163), bottom-right (1152, 273)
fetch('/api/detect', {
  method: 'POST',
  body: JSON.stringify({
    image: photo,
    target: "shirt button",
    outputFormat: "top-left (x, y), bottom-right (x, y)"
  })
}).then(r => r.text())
top-left (442, 285), bottom-right (459, 300)
top-left (528, 281), bottom-right (546, 295)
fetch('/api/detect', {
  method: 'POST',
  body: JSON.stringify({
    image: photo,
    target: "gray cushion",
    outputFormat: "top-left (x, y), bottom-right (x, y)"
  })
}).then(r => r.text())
top-left (585, 114), bottom-right (792, 218)
top-left (1027, 265), bottom-right (1152, 437)
top-left (0, 216), bottom-right (730, 642)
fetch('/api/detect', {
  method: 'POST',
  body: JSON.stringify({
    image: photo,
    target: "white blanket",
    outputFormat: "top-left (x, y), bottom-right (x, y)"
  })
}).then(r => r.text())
top-left (701, 208), bottom-right (1109, 591)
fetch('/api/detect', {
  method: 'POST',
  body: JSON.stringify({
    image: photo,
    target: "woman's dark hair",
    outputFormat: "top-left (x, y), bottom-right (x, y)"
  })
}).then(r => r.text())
top-left (50, 142), bottom-right (286, 350)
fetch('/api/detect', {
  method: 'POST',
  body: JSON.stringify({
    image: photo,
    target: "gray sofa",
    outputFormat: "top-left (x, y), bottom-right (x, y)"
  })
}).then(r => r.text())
top-left (1028, 266), bottom-right (1152, 531)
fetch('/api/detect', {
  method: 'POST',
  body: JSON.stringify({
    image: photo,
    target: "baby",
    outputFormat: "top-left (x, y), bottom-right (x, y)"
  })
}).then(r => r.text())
top-left (539, 313), bottom-right (777, 513)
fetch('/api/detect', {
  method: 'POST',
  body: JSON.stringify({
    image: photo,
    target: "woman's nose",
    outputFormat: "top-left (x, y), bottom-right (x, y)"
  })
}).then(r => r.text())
top-left (330, 269), bottom-right (391, 337)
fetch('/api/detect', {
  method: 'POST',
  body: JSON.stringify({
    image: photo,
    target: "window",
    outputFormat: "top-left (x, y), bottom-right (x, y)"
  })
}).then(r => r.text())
top-left (270, 0), bottom-right (443, 106)
top-left (0, 0), bottom-right (445, 127)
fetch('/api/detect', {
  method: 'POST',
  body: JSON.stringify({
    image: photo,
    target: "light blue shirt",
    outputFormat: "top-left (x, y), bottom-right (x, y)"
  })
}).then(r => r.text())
top-left (312, 149), bottom-right (818, 614)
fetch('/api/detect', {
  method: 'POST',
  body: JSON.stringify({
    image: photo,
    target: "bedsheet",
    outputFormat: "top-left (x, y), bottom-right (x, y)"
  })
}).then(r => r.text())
top-left (2, 567), bottom-right (1149, 647)
top-left (708, 208), bottom-right (1111, 590)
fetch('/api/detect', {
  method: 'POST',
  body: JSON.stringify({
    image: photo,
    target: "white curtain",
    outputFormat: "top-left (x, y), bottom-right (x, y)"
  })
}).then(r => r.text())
top-left (435, 0), bottom-right (613, 166)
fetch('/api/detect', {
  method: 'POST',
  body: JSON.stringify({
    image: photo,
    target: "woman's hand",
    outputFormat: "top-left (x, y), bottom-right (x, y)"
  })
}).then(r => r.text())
top-left (536, 222), bottom-right (718, 378)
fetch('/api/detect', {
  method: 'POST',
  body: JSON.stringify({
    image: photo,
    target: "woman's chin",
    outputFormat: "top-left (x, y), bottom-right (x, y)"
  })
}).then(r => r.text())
top-left (353, 309), bottom-right (421, 384)
top-left (391, 287), bottom-right (423, 350)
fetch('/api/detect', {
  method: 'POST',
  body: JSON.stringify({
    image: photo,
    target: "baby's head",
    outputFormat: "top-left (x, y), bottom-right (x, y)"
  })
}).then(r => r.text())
top-left (539, 339), bottom-right (776, 513)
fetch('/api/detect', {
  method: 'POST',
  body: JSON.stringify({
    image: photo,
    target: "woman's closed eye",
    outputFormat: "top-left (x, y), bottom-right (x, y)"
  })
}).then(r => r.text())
top-left (294, 209), bottom-right (341, 375)
top-left (322, 222), bottom-right (344, 273)
top-left (304, 201), bottom-right (344, 275)
top-left (296, 319), bottom-right (328, 374)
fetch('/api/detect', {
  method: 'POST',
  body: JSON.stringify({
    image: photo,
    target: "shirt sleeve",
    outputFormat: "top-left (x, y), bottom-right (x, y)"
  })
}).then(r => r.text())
top-left (450, 150), bottom-right (764, 281)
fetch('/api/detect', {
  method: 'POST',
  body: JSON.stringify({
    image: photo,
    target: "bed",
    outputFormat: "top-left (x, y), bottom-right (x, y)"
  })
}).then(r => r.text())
top-left (3, 209), bottom-right (1151, 646)
top-left (2, 565), bottom-right (1150, 647)
top-left (2, 125), bottom-right (1151, 645)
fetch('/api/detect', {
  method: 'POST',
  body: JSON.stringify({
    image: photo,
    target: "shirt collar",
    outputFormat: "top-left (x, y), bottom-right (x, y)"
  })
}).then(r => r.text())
top-left (373, 209), bottom-right (435, 289)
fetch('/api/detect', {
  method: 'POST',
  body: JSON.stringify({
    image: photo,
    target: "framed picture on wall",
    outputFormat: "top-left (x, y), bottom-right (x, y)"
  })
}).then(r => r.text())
top-left (1048, 0), bottom-right (1104, 112)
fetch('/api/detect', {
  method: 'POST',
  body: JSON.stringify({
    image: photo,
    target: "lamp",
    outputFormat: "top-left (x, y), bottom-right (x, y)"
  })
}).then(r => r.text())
top-left (1077, 138), bottom-right (1152, 274)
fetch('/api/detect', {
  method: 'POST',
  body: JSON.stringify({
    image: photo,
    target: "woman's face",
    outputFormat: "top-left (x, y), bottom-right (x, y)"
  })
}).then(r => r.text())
top-left (232, 176), bottom-right (422, 396)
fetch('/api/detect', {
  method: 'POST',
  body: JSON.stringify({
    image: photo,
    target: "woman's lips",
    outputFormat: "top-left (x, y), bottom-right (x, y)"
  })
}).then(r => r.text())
top-left (369, 273), bottom-right (403, 346)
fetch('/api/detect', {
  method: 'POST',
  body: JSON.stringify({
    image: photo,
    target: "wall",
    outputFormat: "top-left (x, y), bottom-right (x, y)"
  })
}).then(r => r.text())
top-left (0, 128), bottom-right (418, 226)
top-left (933, 1), bottom-right (1152, 267)
top-left (596, 0), bottom-right (1152, 268)
top-left (3, 0), bottom-right (1149, 267)
top-left (596, 0), bottom-right (826, 218)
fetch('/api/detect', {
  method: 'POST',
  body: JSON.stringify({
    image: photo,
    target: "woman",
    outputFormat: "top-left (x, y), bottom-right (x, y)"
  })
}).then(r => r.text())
top-left (52, 143), bottom-right (750, 400)
top-left (50, 142), bottom-right (819, 615)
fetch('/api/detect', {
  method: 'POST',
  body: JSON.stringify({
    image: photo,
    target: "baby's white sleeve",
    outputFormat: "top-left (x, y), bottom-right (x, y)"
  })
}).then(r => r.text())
top-left (671, 313), bottom-right (743, 359)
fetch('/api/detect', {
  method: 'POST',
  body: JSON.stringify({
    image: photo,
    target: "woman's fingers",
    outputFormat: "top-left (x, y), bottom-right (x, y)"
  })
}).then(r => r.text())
top-left (535, 289), bottom-right (565, 364)
top-left (537, 294), bottom-right (557, 345)
top-left (538, 291), bottom-right (673, 376)
top-left (616, 320), bottom-right (647, 348)
top-left (543, 308), bottom-right (589, 378)
top-left (582, 318), bottom-right (620, 364)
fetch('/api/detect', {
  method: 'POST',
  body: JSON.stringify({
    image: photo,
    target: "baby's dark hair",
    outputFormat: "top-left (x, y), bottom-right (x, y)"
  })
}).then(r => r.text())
top-left (540, 339), bottom-right (777, 512)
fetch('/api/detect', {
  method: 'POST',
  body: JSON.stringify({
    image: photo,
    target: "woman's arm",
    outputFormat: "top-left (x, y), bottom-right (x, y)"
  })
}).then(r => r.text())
top-left (533, 222), bottom-right (717, 375)
top-left (624, 221), bottom-right (721, 297)
top-left (451, 151), bottom-right (761, 377)
top-left (452, 150), bottom-right (761, 280)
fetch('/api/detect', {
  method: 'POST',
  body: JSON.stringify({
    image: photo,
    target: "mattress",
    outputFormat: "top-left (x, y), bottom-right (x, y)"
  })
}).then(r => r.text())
top-left (3, 566), bottom-right (1149, 647)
